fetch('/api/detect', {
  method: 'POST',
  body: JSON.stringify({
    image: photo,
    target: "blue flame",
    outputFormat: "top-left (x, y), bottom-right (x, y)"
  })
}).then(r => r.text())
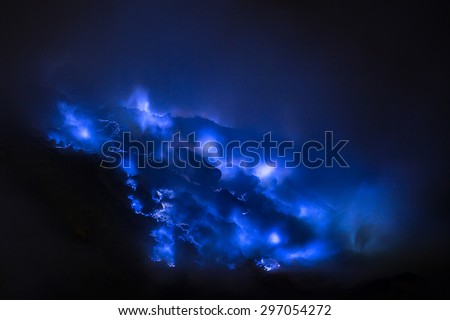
top-left (47, 90), bottom-right (397, 271)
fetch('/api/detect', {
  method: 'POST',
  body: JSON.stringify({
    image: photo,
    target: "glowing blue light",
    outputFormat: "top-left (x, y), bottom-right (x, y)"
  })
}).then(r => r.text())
top-left (58, 103), bottom-right (92, 141)
top-left (126, 89), bottom-right (173, 131)
top-left (274, 241), bottom-right (331, 265)
top-left (126, 178), bottom-right (137, 191)
top-left (151, 227), bottom-right (175, 267)
top-left (121, 158), bottom-right (138, 176)
top-left (126, 88), bottom-right (151, 113)
top-left (78, 128), bottom-right (90, 139)
top-left (256, 258), bottom-right (280, 271)
top-left (268, 232), bottom-right (281, 244)
top-left (299, 206), bottom-right (309, 218)
top-left (128, 195), bottom-right (143, 213)
top-left (254, 164), bottom-right (275, 179)
top-left (47, 90), bottom-right (396, 271)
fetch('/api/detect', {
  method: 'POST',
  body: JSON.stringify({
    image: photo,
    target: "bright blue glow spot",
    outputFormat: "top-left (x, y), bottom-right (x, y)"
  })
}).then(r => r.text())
top-left (59, 103), bottom-right (91, 140)
top-left (78, 128), bottom-right (90, 139)
top-left (268, 232), bottom-right (281, 244)
top-left (256, 258), bottom-right (280, 271)
top-left (254, 164), bottom-right (275, 179)
top-left (128, 195), bottom-right (143, 213)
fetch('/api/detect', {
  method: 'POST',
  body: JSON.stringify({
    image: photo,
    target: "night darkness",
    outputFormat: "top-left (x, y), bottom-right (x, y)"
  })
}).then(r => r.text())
top-left (1, 1), bottom-right (449, 299)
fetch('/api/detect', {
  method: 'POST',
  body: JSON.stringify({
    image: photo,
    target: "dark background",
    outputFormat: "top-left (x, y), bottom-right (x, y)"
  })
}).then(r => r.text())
top-left (0, 0), bottom-right (449, 298)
